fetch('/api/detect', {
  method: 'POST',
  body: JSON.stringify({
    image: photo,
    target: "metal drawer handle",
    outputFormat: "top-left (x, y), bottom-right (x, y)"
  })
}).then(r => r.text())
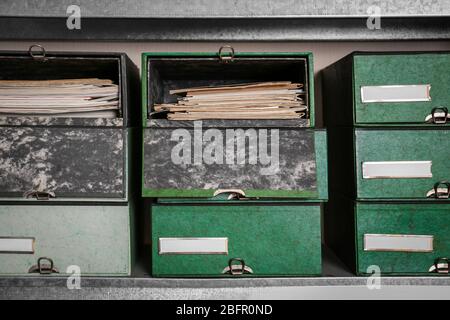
top-left (429, 258), bottom-right (449, 274)
top-left (28, 44), bottom-right (47, 61)
top-left (28, 257), bottom-right (59, 275)
top-left (222, 258), bottom-right (253, 275)
top-left (424, 107), bottom-right (449, 124)
top-left (213, 189), bottom-right (246, 200)
top-left (23, 190), bottom-right (56, 201)
top-left (426, 181), bottom-right (450, 199)
top-left (218, 45), bottom-right (235, 63)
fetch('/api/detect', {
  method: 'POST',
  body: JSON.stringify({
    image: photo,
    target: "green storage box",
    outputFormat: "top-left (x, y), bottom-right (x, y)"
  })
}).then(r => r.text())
top-left (325, 195), bottom-right (450, 276)
top-left (323, 51), bottom-right (449, 277)
top-left (355, 128), bottom-right (449, 200)
top-left (142, 51), bottom-right (316, 128)
top-left (326, 127), bottom-right (449, 201)
top-left (151, 201), bottom-right (322, 277)
top-left (323, 52), bottom-right (450, 126)
top-left (141, 51), bottom-right (329, 199)
top-left (355, 202), bottom-right (450, 275)
top-left (0, 205), bottom-right (132, 276)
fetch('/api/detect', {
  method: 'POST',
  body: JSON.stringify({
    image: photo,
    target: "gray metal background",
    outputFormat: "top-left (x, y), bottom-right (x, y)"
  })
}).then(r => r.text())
top-left (0, 0), bottom-right (449, 41)
top-left (1, 0), bottom-right (449, 18)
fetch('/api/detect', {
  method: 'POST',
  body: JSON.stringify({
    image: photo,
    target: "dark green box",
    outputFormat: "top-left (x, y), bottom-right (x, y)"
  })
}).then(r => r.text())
top-left (323, 52), bottom-right (450, 126)
top-left (327, 126), bottom-right (449, 201)
top-left (151, 200), bottom-right (322, 277)
top-left (325, 195), bottom-right (450, 275)
top-left (323, 51), bottom-right (449, 276)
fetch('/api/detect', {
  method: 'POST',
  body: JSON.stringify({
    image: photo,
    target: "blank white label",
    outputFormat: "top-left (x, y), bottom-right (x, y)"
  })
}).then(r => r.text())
top-left (364, 234), bottom-right (433, 252)
top-left (0, 237), bottom-right (34, 253)
top-left (362, 161), bottom-right (432, 179)
top-left (159, 237), bottom-right (228, 255)
top-left (361, 84), bottom-right (431, 103)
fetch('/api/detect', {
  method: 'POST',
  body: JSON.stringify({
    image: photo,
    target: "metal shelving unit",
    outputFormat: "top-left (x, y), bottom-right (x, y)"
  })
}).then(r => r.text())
top-left (1, 247), bottom-right (450, 299)
top-left (0, 0), bottom-right (449, 299)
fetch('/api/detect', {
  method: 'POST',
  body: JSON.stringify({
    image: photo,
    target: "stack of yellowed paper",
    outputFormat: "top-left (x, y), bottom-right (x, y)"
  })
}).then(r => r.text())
top-left (154, 81), bottom-right (307, 120)
top-left (0, 78), bottom-right (119, 118)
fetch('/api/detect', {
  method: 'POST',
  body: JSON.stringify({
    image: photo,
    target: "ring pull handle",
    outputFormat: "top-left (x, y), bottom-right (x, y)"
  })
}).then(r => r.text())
top-left (424, 107), bottom-right (449, 124)
top-left (213, 189), bottom-right (246, 200)
top-left (28, 44), bottom-right (47, 61)
top-left (23, 190), bottom-right (56, 201)
top-left (218, 46), bottom-right (235, 63)
top-left (426, 181), bottom-right (450, 199)
top-left (222, 258), bottom-right (254, 275)
top-left (429, 258), bottom-right (449, 274)
top-left (28, 257), bottom-right (59, 275)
